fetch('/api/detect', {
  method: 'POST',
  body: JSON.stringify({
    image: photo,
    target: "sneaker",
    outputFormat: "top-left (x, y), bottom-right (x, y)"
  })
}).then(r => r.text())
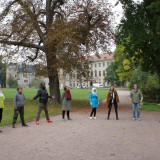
top-left (68, 118), bottom-right (72, 120)
top-left (116, 118), bottom-right (119, 120)
top-left (46, 119), bottom-right (52, 123)
top-left (94, 117), bottom-right (96, 120)
top-left (62, 118), bottom-right (65, 121)
top-left (36, 120), bottom-right (39, 125)
top-left (133, 118), bottom-right (136, 121)
top-left (107, 117), bottom-right (109, 120)
top-left (12, 124), bottom-right (15, 128)
top-left (89, 117), bottom-right (92, 119)
top-left (137, 118), bottom-right (140, 121)
top-left (22, 123), bottom-right (28, 127)
top-left (0, 130), bottom-right (2, 132)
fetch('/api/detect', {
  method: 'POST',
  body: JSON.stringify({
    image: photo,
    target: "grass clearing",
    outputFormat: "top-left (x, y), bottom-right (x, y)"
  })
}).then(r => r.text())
top-left (141, 103), bottom-right (160, 112)
top-left (0, 88), bottom-right (108, 127)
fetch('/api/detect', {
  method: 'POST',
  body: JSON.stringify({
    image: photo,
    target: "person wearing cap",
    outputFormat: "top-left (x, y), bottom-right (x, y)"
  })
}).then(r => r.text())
top-left (12, 87), bottom-right (28, 128)
top-left (0, 84), bottom-right (5, 132)
top-left (89, 88), bottom-right (99, 119)
top-left (31, 82), bottom-right (55, 125)
top-left (106, 84), bottom-right (120, 120)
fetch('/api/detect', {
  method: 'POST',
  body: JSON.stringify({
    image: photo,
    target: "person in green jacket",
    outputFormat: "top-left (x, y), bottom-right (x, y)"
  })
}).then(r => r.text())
top-left (0, 84), bottom-right (5, 132)
top-left (129, 84), bottom-right (143, 121)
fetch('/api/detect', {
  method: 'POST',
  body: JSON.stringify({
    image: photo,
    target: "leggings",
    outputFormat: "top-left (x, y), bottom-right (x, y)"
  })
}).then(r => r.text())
top-left (108, 101), bottom-right (118, 119)
top-left (90, 108), bottom-right (97, 117)
top-left (62, 110), bottom-right (70, 119)
top-left (0, 108), bottom-right (3, 122)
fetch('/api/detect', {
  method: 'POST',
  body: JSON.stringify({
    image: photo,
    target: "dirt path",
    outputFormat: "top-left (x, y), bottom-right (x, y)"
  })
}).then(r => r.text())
top-left (0, 89), bottom-right (160, 160)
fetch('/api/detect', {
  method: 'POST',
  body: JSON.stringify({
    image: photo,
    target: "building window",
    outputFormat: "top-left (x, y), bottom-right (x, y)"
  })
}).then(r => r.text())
top-left (99, 71), bottom-right (101, 77)
top-left (24, 80), bottom-right (28, 83)
top-left (95, 63), bottom-right (97, 68)
top-left (107, 62), bottom-right (109, 66)
top-left (103, 70), bottom-right (105, 76)
top-left (103, 62), bottom-right (105, 67)
top-left (91, 71), bottom-right (93, 77)
top-left (95, 70), bottom-right (97, 77)
top-left (99, 63), bottom-right (101, 67)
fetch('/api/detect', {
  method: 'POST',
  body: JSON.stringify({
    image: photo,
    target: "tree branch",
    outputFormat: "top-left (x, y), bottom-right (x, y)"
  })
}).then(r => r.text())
top-left (0, 39), bottom-right (44, 51)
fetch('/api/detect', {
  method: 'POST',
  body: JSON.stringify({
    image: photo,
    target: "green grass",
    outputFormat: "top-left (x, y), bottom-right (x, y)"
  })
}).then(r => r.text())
top-left (141, 103), bottom-right (160, 112)
top-left (0, 88), bottom-right (108, 127)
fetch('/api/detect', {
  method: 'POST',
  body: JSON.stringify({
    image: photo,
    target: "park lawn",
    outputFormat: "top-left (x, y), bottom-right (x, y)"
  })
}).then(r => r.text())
top-left (0, 88), bottom-right (108, 127)
top-left (141, 103), bottom-right (160, 112)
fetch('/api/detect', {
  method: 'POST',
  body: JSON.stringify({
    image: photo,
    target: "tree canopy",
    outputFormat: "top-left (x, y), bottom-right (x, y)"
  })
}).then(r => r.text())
top-left (116, 0), bottom-right (160, 85)
top-left (0, 0), bottom-right (114, 103)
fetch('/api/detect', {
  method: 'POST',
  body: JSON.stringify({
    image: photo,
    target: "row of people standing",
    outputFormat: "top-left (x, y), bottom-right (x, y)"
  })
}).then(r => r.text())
top-left (0, 83), bottom-right (143, 131)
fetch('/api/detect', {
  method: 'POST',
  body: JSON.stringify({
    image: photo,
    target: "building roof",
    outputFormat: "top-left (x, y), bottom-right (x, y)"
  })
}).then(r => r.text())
top-left (90, 53), bottom-right (114, 61)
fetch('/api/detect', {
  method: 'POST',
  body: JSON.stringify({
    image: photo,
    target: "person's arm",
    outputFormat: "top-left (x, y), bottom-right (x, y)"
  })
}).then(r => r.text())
top-left (2, 93), bottom-right (5, 100)
top-left (33, 90), bottom-right (41, 100)
top-left (61, 92), bottom-right (65, 102)
top-left (129, 91), bottom-right (132, 101)
top-left (14, 94), bottom-right (17, 109)
top-left (90, 93), bottom-right (92, 105)
top-left (23, 94), bottom-right (25, 104)
top-left (97, 95), bottom-right (99, 104)
top-left (139, 90), bottom-right (143, 102)
top-left (116, 91), bottom-right (120, 103)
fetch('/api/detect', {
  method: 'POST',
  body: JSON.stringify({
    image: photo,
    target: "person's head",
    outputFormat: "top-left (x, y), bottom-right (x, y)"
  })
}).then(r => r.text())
top-left (64, 86), bottom-right (69, 91)
top-left (110, 84), bottom-right (114, 90)
top-left (134, 84), bottom-right (138, 90)
top-left (41, 82), bottom-right (45, 89)
top-left (92, 87), bottom-right (97, 93)
top-left (17, 87), bottom-right (23, 93)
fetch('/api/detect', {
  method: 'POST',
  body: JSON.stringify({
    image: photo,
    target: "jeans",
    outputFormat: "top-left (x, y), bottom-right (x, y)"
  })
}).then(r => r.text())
top-left (132, 103), bottom-right (140, 119)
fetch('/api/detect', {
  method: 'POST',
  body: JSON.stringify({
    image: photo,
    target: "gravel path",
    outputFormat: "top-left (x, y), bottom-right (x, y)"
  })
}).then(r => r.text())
top-left (0, 89), bottom-right (160, 160)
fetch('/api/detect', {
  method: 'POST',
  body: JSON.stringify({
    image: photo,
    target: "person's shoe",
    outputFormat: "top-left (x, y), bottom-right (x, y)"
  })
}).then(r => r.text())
top-left (94, 117), bottom-right (96, 120)
top-left (36, 120), bottom-right (39, 125)
top-left (137, 118), bottom-right (140, 121)
top-left (62, 118), bottom-right (65, 121)
top-left (12, 124), bottom-right (15, 128)
top-left (107, 117), bottom-right (109, 120)
top-left (89, 117), bottom-right (92, 119)
top-left (116, 118), bottom-right (119, 120)
top-left (22, 123), bottom-right (28, 127)
top-left (47, 119), bottom-right (52, 123)
top-left (133, 118), bottom-right (136, 121)
top-left (0, 130), bottom-right (2, 132)
top-left (68, 118), bottom-right (72, 120)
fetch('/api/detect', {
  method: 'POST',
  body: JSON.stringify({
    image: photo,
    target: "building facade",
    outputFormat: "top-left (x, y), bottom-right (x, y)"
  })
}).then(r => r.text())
top-left (61, 53), bottom-right (114, 88)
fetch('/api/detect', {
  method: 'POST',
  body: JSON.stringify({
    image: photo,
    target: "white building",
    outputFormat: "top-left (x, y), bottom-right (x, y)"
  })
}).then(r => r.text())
top-left (61, 53), bottom-right (114, 88)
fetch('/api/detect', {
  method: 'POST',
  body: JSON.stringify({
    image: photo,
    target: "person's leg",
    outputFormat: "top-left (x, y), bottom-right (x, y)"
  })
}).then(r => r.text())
top-left (19, 107), bottom-right (27, 126)
top-left (62, 110), bottom-right (65, 119)
top-left (94, 108), bottom-right (97, 117)
top-left (43, 103), bottom-right (49, 120)
top-left (90, 108), bottom-right (94, 117)
top-left (107, 103), bottom-right (112, 119)
top-left (114, 102), bottom-right (119, 120)
top-left (0, 108), bottom-right (3, 123)
top-left (132, 103), bottom-right (136, 120)
top-left (67, 110), bottom-right (72, 120)
top-left (12, 108), bottom-right (19, 127)
top-left (136, 103), bottom-right (140, 120)
top-left (36, 103), bottom-right (44, 121)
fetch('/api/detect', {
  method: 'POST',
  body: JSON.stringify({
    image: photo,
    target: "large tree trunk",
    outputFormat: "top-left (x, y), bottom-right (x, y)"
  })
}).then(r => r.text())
top-left (48, 73), bottom-right (61, 104)
top-left (46, 50), bottom-right (61, 104)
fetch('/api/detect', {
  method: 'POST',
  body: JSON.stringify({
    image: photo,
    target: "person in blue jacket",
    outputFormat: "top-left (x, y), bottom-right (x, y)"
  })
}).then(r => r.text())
top-left (89, 88), bottom-right (99, 119)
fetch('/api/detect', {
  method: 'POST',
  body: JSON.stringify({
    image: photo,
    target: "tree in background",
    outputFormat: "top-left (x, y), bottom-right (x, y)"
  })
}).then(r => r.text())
top-left (114, 45), bottom-right (134, 84)
top-left (7, 75), bottom-right (18, 88)
top-left (129, 67), bottom-right (159, 102)
top-left (0, 0), bottom-right (114, 103)
top-left (0, 56), bottom-right (6, 87)
top-left (30, 77), bottom-right (44, 88)
top-left (117, 0), bottom-right (160, 85)
top-left (104, 62), bottom-right (121, 86)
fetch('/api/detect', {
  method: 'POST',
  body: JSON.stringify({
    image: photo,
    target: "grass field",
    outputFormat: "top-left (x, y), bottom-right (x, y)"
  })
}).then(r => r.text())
top-left (141, 103), bottom-right (160, 112)
top-left (0, 88), bottom-right (108, 127)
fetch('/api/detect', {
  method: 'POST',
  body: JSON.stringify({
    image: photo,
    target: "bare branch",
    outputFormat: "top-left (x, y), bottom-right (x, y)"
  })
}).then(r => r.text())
top-left (0, 39), bottom-right (44, 51)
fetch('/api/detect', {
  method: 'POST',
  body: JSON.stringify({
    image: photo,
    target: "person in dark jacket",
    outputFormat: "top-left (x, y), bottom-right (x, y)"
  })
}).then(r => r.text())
top-left (31, 82), bottom-right (55, 125)
top-left (12, 87), bottom-right (28, 128)
top-left (106, 84), bottom-right (120, 120)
